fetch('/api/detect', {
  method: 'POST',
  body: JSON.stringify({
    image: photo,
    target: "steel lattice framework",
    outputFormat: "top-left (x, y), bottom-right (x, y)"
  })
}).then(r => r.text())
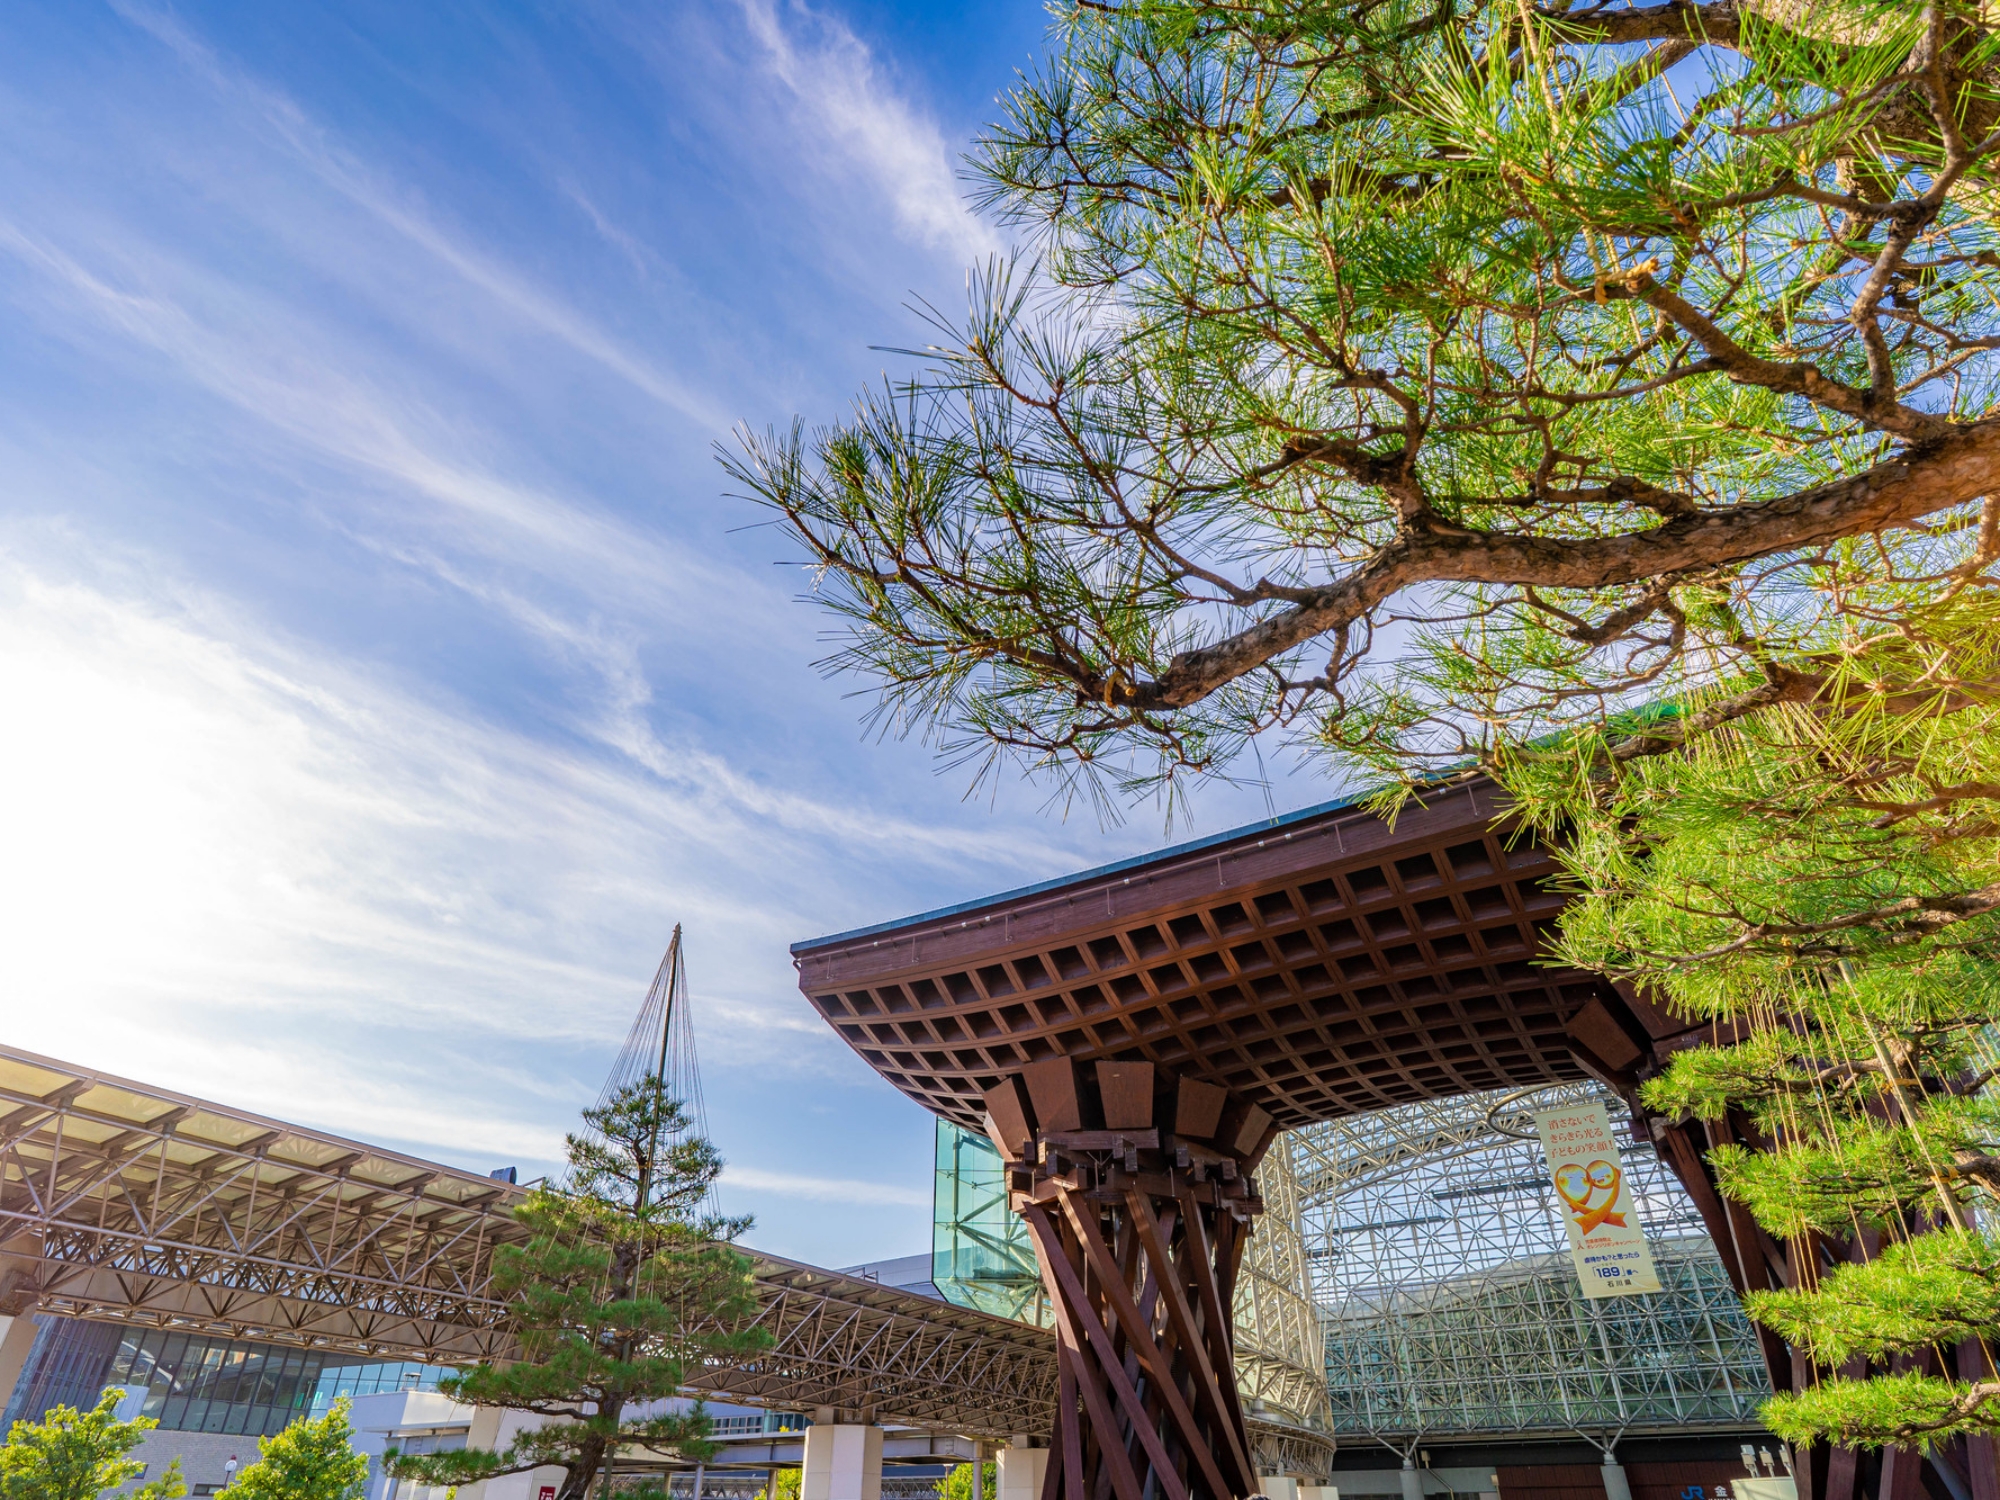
top-left (679, 1256), bottom-right (1054, 1434)
top-left (1229, 1133), bottom-right (1334, 1444)
top-left (1289, 1084), bottom-right (1770, 1443)
top-left (0, 1045), bottom-right (1058, 1437)
top-left (0, 1047), bottom-right (520, 1361)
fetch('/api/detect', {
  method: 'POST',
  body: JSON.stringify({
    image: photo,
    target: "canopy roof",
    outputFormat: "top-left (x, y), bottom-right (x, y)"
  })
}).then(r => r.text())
top-left (0, 1044), bottom-right (1057, 1434)
top-left (793, 779), bottom-right (1651, 1132)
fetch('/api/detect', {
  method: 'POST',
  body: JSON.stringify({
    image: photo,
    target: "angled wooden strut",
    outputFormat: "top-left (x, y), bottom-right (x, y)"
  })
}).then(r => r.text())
top-left (986, 1059), bottom-right (1277, 1500)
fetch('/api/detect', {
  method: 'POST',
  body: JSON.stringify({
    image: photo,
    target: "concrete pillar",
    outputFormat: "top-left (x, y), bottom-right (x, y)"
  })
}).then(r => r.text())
top-left (801, 1422), bottom-right (882, 1500)
top-left (1259, 1479), bottom-right (1300, 1500)
top-left (1600, 1462), bottom-right (1632, 1500)
top-left (1401, 1459), bottom-right (1425, 1500)
top-left (0, 1314), bottom-right (40, 1420)
top-left (455, 1407), bottom-right (507, 1500)
top-left (998, 1442), bottom-right (1046, 1500)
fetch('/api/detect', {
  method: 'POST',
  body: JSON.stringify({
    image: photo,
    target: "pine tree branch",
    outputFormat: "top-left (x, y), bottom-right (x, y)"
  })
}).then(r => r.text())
top-left (1646, 878), bottom-right (2000, 963)
top-left (1532, 1), bottom-right (1744, 49)
top-left (1620, 270), bottom-right (1953, 441)
top-left (1767, 1373), bottom-right (2000, 1448)
top-left (1118, 423), bottom-right (2000, 712)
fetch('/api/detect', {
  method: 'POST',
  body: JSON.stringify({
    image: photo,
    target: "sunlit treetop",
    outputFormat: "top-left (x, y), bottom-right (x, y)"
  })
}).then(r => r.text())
top-left (730, 0), bottom-right (2000, 808)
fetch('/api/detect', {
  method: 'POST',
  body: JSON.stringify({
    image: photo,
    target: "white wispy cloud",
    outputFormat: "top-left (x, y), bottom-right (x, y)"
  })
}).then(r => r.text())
top-left (734, 0), bottom-right (1005, 264)
top-left (0, 1), bottom-right (1139, 1262)
top-left (558, 178), bottom-right (657, 280)
top-left (722, 1164), bottom-right (930, 1208)
top-left (0, 221), bottom-right (1077, 878)
top-left (0, 543), bottom-right (698, 1162)
top-left (0, 220), bottom-right (700, 600)
top-left (0, 527), bottom-right (1076, 1150)
top-left (106, 0), bottom-right (733, 432)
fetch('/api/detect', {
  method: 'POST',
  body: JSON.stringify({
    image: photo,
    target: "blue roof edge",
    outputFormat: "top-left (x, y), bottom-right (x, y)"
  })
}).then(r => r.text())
top-left (791, 784), bottom-right (1380, 956)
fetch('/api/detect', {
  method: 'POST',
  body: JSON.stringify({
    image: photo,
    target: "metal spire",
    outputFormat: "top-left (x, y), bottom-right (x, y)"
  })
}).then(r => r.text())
top-left (594, 924), bottom-right (719, 1221)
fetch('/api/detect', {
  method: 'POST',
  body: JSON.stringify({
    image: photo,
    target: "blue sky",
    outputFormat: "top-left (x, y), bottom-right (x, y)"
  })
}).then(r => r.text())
top-left (0, 0), bottom-right (1319, 1267)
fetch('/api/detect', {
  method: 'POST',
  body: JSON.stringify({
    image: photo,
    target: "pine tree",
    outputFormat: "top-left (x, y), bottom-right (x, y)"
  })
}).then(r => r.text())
top-left (221, 1400), bottom-right (366, 1500)
top-left (723, 0), bottom-right (2000, 1454)
top-left (728, 1), bottom-right (2000, 807)
top-left (0, 1387), bottom-right (186, 1500)
top-left (384, 1077), bottom-right (770, 1500)
top-left (1504, 597), bottom-right (2000, 1452)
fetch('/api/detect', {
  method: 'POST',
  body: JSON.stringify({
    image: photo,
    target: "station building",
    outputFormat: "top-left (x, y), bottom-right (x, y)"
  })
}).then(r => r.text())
top-left (3, 1092), bottom-right (1782, 1500)
top-left (0, 1314), bottom-right (961, 1500)
top-left (1, 782), bottom-right (1794, 1500)
top-left (0, 1290), bottom-right (1006, 1500)
top-left (930, 1088), bottom-right (1778, 1500)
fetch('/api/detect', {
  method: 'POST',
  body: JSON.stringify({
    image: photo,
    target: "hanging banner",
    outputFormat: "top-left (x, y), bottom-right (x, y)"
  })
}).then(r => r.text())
top-left (1535, 1100), bottom-right (1661, 1297)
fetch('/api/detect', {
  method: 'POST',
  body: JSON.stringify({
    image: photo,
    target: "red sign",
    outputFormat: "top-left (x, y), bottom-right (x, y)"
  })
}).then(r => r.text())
top-left (539, 1488), bottom-right (556, 1500)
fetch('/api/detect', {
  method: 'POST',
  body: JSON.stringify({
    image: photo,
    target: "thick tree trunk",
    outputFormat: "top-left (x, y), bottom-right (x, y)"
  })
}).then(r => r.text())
top-left (1130, 424), bottom-right (2000, 713)
top-left (559, 1431), bottom-right (610, 1500)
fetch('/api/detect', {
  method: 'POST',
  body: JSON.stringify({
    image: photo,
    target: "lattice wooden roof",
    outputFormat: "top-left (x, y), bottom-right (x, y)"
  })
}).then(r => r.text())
top-left (793, 780), bottom-right (1619, 1131)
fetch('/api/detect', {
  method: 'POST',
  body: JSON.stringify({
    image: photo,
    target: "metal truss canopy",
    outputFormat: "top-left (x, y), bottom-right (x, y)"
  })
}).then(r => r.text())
top-left (0, 1046), bottom-right (520, 1362)
top-left (683, 1255), bottom-right (1053, 1435)
top-left (1291, 1086), bottom-right (1770, 1444)
top-left (1233, 1134), bottom-right (1334, 1448)
top-left (0, 1045), bottom-right (1055, 1438)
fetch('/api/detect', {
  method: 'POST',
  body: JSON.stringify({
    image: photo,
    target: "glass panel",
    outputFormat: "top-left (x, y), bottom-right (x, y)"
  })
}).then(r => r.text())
top-left (210, 1347), bottom-right (249, 1410)
top-left (931, 1122), bottom-right (1048, 1327)
top-left (32, 1333), bottom-right (341, 1436)
top-left (0, 1316), bottom-right (129, 1427)
top-left (308, 1358), bottom-right (446, 1414)
top-left (109, 1331), bottom-right (144, 1385)
top-left (278, 1351), bottom-right (314, 1423)
top-left (251, 1348), bottom-right (278, 1408)
top-left (142, 1333), bottom-right (187, 1421)
top-left (1296, 1084), bottom-right (1772, 1439)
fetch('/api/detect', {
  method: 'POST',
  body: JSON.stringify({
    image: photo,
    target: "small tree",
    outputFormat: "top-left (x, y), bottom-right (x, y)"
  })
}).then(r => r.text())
top-left (383, 1077), bottom-right (770, 1500)
top-left (935, 1463), bottom-right (996, 1500)
top-left (220, 1400), bottom-right (366, 1500)
top-left (0, 1387), bottom-right (185, 1500)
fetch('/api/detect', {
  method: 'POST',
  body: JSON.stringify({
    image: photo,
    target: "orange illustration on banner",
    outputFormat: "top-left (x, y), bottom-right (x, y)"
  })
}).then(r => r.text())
top-left (1554, 1159), bottom-right (1627, 1232)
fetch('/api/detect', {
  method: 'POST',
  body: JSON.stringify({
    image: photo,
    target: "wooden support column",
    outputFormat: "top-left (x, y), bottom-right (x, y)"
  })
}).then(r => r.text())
top-left (986, 1063), bottom-right (1264, 1500)
top-left (1958, 1341), bottom-right (2000, 1500)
